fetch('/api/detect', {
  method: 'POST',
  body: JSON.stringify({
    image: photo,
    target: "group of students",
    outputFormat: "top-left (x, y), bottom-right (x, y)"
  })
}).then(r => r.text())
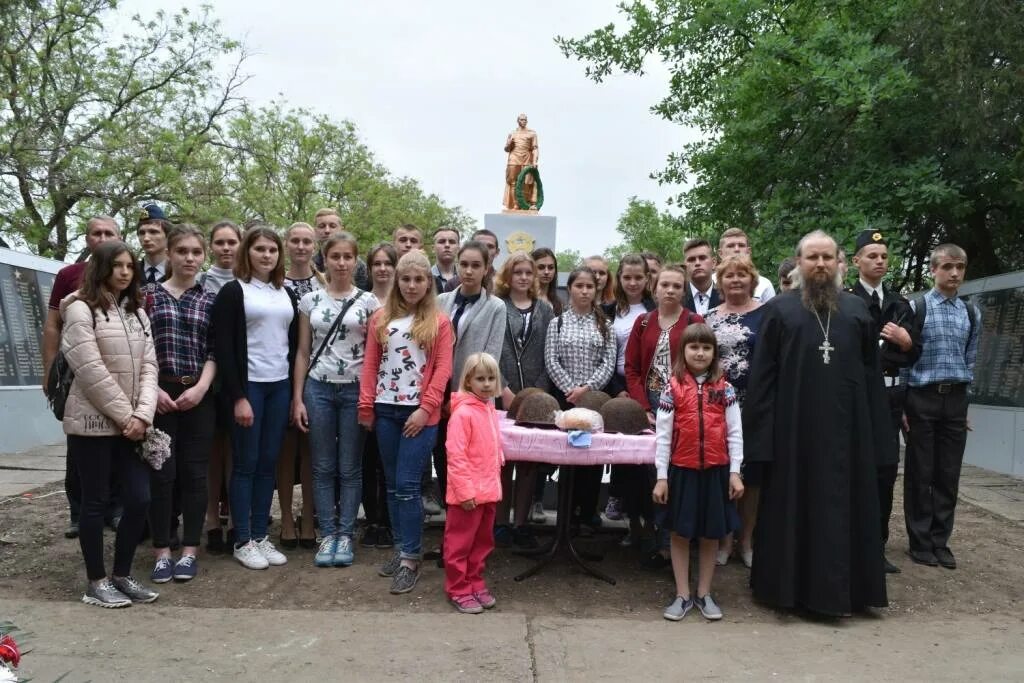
top-left (42, 205), bottom-right (975, 621)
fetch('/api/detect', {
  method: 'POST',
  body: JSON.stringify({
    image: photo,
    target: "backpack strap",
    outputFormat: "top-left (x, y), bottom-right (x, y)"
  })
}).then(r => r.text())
top-left (911, 294), bottom-right (976, 345)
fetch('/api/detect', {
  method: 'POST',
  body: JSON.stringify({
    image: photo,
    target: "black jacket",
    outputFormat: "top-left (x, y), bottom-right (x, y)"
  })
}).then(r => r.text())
top-left (684, 284), bottom-right (721, 314)
top-left (847, 281), bottom-right (920, 375)
top-left (211, 279), bottom-right (299, 402)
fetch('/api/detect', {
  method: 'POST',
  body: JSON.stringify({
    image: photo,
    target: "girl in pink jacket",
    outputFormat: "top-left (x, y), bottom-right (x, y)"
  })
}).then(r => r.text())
top-left (443, 352), bottom-right (505, 614)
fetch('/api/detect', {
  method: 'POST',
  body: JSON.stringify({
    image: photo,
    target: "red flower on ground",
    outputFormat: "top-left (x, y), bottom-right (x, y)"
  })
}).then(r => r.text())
top-left (0, 635), bottom-right (20, 668)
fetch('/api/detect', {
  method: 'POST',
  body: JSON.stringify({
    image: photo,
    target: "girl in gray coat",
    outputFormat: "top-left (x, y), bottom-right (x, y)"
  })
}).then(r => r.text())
top-left (494, 252), bottom-right (553, 547)
top-left (435, 241), bottom-right (507, 504)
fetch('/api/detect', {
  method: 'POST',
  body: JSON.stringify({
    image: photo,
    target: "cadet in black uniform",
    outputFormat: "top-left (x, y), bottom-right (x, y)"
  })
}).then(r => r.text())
top-left (847, 229), bottom-right (920, 574)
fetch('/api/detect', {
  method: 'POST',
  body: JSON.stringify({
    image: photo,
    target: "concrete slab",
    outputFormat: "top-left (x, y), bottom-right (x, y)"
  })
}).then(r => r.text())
top-left (5, 599), bottom-right (533, 682)
top-left (0, 454), bottom-right (67, 471)
top-left (531, 614), bottom-right (1024, 681)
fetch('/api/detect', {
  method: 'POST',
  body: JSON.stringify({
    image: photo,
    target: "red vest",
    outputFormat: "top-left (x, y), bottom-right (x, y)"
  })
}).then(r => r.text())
top-left (669, 374), bottom-right (731, 470)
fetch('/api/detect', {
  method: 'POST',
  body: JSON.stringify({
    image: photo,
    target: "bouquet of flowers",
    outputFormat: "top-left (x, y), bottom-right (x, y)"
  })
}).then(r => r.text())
top-left (0, 621), bottom-right (25, 683)
top-left (136, 426), bottom-right (172, 470)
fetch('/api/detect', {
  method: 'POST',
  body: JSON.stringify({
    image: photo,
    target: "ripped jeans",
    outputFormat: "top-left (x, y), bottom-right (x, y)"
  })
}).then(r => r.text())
top-left (374, 403), bottom-right (438, 560)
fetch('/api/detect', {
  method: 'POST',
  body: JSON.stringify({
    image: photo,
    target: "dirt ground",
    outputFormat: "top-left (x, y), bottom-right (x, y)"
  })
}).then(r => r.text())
top-left (2, 478), bottom-right (1023, 624)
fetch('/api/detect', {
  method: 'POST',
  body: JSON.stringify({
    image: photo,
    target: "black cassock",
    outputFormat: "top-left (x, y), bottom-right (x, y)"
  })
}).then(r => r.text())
top-left (743, 290), bottom-right (893, 616)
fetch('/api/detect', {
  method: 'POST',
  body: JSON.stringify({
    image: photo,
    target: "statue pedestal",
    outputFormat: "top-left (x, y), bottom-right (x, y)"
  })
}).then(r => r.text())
top-left (484, 212), bottom-right (557, 271)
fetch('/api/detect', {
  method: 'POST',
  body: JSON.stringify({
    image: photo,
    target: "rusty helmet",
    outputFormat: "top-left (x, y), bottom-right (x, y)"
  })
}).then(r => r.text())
top-left (507, 387), bottom-right (545, 421)
top-left (514, 391), bottom-right (560, 428)
top-left (599, 397), bottom-right (651, 435)
top-left (575, 390), bottom-right (612, 412)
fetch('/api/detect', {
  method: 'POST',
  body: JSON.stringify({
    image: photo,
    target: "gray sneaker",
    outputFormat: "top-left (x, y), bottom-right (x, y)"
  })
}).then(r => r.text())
top-left (111, 575), bottom-right (159, 604)
top-left (333, 535), bottom-right (355, 567)
top-left (389, 564), bottom-right (420, 594)
top-left (663, 595), bottom-right (693, 621)
top-left (422, 493), bottom-right (442, 516)
top-left (378, 552), bottom-right (401, 577)
top-left (695, 593), bottom-right (723, 620)
top-left (82, 578), bottom-right (132, 608)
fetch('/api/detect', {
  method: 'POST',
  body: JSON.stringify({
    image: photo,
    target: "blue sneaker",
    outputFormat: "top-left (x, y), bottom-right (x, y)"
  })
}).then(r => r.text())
top-left (333, 535), bottom-right (355, 567)
top-left (315, 535), bottom-right (337, 567)
top-left (151, 556), bottom-right (173, 584)
top-left (173, 555), bottom-right (198, 581)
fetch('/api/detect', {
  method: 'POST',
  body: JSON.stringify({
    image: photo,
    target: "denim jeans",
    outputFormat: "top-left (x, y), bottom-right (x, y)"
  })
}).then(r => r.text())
top-left (231, 380), bottom-right (291, 545)
top-left (305, 379), bottom-right (364, 539)
top-left (374, 402), bottom-right (438, 560)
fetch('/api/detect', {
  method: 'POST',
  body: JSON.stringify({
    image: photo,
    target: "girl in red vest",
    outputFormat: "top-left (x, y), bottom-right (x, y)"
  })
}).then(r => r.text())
top-left (652, 323), bottom-right (744, 621)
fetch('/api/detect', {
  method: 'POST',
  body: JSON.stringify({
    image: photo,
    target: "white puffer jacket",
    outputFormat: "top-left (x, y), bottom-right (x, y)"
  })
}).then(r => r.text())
top-left (59, 295), bottom-right (158, 437)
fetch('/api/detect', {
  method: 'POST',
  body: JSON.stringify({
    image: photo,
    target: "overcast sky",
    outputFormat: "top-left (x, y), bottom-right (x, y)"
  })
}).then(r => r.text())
top-left (131, 0), bottom-right (702, 256)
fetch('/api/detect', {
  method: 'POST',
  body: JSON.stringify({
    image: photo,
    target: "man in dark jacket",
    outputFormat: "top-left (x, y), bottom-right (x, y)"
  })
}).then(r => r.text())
top-left (847, 229), bottom-right (919, 574)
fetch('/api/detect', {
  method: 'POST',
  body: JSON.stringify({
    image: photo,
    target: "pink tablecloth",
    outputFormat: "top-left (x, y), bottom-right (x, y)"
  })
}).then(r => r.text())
top-left (498, 413), bottom-right (655, 466)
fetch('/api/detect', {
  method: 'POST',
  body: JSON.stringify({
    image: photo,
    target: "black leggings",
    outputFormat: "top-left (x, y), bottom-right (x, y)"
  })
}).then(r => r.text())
top-left (150, 383), bottom-right (215, 549)
top-left (361, 430), bottom-right (391, 528)
top-left (70, 435), bottom-right (150, 581)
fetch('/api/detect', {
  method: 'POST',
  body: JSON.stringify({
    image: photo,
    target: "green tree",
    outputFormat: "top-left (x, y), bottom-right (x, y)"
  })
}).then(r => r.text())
top-left (556, 249), bottom-right (582, 272)
top-left (559, 0), bottom-right (1024, 286)
top-left (200, 102), bottom-right (474, 246)
top-left (0, 0), bottom-right (247, 258)
top-left (604, 196), bottom-right (683, 262)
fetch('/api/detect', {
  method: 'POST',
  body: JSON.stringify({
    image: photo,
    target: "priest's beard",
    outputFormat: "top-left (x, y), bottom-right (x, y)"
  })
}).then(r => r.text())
top-left (801, 271), bottom-right (841, 312)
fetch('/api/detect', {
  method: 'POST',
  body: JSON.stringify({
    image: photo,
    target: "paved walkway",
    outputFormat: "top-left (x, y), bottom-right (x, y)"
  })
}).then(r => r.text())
top-left (5, 598), bottom-right (1023, 681)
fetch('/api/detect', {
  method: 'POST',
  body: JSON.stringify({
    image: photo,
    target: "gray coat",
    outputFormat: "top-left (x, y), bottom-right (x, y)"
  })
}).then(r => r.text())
top-left (438, 288), bottom-right (507, 390)
top-left (499, 297), bottom-right (554, 393)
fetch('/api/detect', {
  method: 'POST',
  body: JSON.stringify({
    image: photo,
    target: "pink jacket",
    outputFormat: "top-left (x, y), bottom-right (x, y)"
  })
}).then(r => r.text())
top-left (444, 391), bottom-right (505, 506)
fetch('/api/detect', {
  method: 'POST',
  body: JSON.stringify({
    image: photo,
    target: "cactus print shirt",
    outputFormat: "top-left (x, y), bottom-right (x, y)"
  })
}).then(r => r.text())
top-left (299, 288), bottom-right (380, 383)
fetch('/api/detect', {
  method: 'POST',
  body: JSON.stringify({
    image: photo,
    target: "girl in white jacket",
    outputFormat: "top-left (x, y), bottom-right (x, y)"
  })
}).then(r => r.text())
top-left (60, 240), bottom-right (159, 608)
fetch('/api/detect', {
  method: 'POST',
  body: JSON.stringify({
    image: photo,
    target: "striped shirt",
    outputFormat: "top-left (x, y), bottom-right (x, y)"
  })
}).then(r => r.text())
top-left (144, 283), bottom-right (216, 378)
top-left (907, 288), bottom-right (980, 387)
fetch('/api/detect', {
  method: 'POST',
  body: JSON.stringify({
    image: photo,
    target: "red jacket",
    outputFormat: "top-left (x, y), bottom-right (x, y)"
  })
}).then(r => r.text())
top-left (444, 391), bottom-right (504, 505)
top-left (669, 374), bottom-right (731, 470)
top-left (624, 309), bottom-right (703, 410)
top-left (358, 311), bottom-right (453, 426)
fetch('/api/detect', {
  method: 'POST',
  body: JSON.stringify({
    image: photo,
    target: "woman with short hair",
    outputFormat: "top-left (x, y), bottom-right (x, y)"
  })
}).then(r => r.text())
top-left (705, 254), bottom-right (765, 568)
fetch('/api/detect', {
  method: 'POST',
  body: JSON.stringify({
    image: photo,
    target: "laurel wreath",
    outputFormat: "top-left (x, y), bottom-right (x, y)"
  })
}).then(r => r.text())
top-left (514, 166), bottom-right (544, 210)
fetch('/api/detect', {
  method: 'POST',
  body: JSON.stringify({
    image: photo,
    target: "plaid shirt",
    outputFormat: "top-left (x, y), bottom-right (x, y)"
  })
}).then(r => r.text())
top-left (907, 288), bottom-right (980, 387)
top-left (544, 309), bottom-right (616, 393)
top-left (144, 283), bottom-right (216, 377)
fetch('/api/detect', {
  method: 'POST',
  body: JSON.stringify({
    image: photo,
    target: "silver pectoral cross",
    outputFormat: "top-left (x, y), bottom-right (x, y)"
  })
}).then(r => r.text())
top-left (819, 339), bottom-right (835, 364)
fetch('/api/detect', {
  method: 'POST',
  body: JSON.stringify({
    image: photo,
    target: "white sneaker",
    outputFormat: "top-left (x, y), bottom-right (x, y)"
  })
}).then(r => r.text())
top-left (234, 540), bottom-right (269, 570)
top-left (255, 536), bottom-right (288, 566)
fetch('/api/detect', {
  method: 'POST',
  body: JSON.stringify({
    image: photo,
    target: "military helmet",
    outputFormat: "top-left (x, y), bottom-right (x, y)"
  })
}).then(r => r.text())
top-left (514, 391), bottom-right (560, 428)
top-left (507, 387), bottom-right (545, 421)
top-left (575, 390), bottom-right (612, 412)
top-left (600, 397), bottom-right (651, 435)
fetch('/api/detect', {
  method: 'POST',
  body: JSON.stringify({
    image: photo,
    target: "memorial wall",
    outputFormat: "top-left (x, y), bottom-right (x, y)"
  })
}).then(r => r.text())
top-left (0, 262), bottom-right (55, 386)
top-left (960, 270), bottom-right (1024, 477)
top-left (0, 248), bottom-right (64, 452)
top-left (966, 286), bottom-right (1024, 408)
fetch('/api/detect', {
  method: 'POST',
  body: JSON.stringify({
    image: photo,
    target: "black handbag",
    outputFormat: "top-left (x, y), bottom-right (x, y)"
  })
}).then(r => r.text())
top-left (46, 307), bottom-right (96, 421)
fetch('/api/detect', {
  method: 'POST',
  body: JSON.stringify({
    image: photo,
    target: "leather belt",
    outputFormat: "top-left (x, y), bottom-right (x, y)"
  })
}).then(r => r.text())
top-left (159, 374), bottom-right (197, 386)
top-left (883, 376), bottom-right (901, 388)
top-left (915, 382), bottom-right (967, 394)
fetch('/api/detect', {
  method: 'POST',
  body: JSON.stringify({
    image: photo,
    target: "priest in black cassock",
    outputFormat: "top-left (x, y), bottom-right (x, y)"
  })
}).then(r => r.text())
top-left (742, 230), bottom-right (893, 616)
